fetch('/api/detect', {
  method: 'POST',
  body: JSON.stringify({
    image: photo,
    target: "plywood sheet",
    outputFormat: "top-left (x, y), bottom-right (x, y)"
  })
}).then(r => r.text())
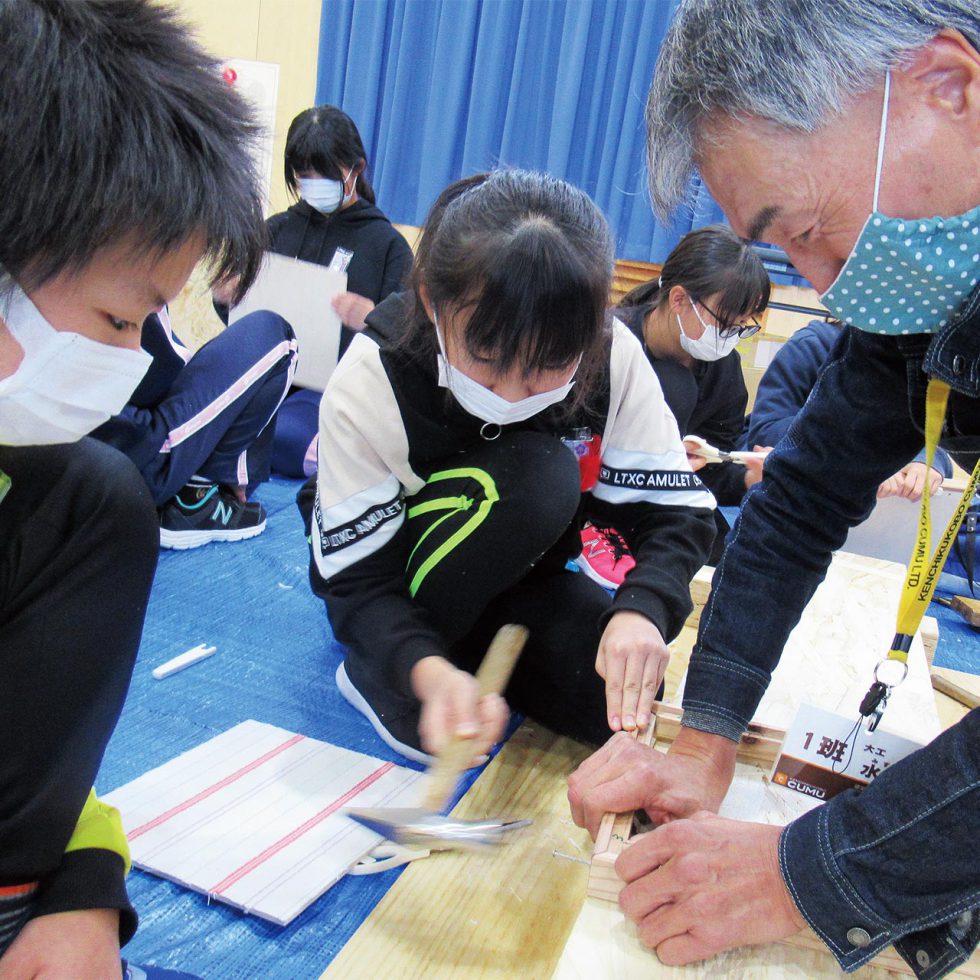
top-left (554, 898), bottom-right (917, 980)
top-left (681, 553), bottom-right (941, 746)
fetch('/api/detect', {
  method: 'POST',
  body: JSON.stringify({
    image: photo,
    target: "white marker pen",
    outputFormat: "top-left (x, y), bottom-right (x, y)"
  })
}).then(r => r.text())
top-left (152, 643), bottom-right (217, 680)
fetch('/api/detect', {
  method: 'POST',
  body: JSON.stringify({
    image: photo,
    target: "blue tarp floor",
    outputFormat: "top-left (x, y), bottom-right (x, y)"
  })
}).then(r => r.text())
top-left (98, 479), bottom-right (978, 979)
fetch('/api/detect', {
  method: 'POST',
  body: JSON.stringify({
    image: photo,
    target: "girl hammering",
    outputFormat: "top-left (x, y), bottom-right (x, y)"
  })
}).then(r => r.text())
top-left (302, 171), bottom-right (716, 763)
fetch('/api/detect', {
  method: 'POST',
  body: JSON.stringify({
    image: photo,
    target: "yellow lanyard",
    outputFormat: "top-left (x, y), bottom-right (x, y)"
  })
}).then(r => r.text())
top-left (887, 379), bottom-right (980, 665)
top-left (861, 379), bottom-right (980, 729)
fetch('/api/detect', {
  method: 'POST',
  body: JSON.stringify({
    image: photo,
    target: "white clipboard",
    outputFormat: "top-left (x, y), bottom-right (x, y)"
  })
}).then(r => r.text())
top-left (229, 251), bottom-right (346, 392)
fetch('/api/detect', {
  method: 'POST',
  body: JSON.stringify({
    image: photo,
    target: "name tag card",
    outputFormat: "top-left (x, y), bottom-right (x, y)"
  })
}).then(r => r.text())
top-left (771, 703), bottom-right (922, 802)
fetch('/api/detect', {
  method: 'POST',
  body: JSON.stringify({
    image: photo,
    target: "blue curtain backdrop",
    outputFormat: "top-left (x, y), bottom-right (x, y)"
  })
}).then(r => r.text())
top-left (314, 0), bottom-right (727, 264)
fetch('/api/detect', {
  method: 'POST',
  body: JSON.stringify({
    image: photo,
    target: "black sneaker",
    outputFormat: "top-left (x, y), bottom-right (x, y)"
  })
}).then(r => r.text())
top-left (159, 481), bottom-right (266, 550)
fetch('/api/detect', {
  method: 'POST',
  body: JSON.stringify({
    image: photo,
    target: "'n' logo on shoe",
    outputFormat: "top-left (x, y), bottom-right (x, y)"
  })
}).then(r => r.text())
top-left (213, 500), bottom-right (234, 526)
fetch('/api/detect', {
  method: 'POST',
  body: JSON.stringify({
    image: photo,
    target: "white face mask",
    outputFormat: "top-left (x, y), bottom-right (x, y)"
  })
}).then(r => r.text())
top-left (0, 281), bottom-right (153, 445)
top-left (677, 298), bottom-right (741, 361)
top-left (298, 168), bottom-right (353, 215)
top-left (433, 315), bottom-right (577, 426)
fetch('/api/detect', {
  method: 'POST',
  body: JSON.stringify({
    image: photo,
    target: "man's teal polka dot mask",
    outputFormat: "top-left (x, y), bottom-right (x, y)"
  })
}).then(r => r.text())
top-left (820, 73), bottom-right (980, 336)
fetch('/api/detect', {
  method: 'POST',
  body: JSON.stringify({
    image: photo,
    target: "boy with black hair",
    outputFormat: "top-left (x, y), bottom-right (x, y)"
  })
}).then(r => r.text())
top-left (0, 0), bottom-right (266, 973)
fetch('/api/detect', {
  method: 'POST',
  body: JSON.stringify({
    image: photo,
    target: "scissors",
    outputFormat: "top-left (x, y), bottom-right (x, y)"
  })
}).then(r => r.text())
top-left (683, 434), bottom-right (768, 465)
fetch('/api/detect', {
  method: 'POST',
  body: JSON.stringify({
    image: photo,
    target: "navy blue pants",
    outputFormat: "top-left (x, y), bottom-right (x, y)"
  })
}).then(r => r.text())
top-left (271, 388), bottom-right (321, 479)
top-left (97, 312), bottom-right (297, 506)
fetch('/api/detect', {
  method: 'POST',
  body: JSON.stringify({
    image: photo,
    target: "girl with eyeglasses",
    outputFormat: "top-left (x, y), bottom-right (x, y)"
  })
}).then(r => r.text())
top-left (578, 225), bottom-right (771, 583)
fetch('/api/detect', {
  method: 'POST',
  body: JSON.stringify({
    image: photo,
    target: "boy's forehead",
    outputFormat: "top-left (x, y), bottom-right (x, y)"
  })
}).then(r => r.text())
top-left (77, 234), bottom-right (205, 302)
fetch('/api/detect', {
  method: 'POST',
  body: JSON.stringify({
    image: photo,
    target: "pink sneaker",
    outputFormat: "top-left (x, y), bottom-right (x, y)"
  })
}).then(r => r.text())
top-left (576, 522), bottom-right (635, 589)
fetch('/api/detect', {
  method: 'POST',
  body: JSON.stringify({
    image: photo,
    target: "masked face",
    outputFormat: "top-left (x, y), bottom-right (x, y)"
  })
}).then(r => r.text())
top-left (818, 72), bottom-right (980, 336)
top-left (0, 235), bottom-right (201, 445)
top-left (0, 282), bottom-right (152, 444)
top-left (298, 167), bottom-right (355, 215)
top-left (676, 297), bottom-right (742, 361)
top-left (433, 314), bottom-right (578, 427)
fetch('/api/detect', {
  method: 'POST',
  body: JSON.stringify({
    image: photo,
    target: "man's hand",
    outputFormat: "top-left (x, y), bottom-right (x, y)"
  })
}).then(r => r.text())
top-left (616, 812), bottom-right (806, 965)
top-left (568, 727), bottom-right (737, 838)
top-left (411, 656), bottom-right (509, 760)
top-left (0, 909), bottom-right (121, 980)
top-left (596, 611), bottom-right (669, 732)
top-left (331, 291), bottom-right (376, 331)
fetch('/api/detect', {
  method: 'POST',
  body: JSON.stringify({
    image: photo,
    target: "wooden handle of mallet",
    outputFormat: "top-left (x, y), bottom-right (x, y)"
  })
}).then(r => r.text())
top-left (421, 624), bottom-right (529, 812)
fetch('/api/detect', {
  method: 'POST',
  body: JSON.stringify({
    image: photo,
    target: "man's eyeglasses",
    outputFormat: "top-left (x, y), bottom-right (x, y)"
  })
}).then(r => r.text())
top-left (697, 300), bottom-right (763, 339)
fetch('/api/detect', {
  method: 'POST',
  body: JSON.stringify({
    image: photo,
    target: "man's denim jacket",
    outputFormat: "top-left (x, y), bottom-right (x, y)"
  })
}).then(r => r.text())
top-left (685, 284), bottom-right (980, 977)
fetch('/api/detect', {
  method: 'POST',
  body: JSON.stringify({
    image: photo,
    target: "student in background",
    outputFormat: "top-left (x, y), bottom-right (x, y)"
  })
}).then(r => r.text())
top-left (579, 225), bottom-right (771, 584)
top-left (746, 318), bottom-right (952, 500)
top-left (94, 305), bottom-right (297, 549)
top-left (218, 105), bottom-right (413, 479)
top-left (301, 170), bottom-right (716, 764)
top-left (0, 1), bottom-right (263, 975)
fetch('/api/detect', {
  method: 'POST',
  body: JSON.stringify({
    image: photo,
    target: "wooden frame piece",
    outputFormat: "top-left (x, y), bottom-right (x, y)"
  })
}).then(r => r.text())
top-left (587, 703), bottom-right (786, 902)
top-left (585, 703), bottom-right (980, 979)
top-left (587, 720), bottom-right (656, 903)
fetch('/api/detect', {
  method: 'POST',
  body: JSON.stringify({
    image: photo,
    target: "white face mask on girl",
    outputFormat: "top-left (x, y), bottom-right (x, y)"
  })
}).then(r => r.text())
top-left (433, 315), bottom-right (577, 426)
top-left (298, 167), bottom-right (354, 215)
top-left (677, 299), bottom-right (741, 361)
top-left (0, 280), bottom-right (152, 445)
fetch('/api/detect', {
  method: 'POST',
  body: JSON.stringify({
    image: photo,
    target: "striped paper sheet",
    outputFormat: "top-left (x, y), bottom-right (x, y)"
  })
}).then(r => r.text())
top-left (103, 720), bottom-right (422, 925)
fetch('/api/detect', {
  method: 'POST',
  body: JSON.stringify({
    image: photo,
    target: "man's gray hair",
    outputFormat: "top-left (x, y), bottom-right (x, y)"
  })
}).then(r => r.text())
top-left (646, 0), bottom-right (980, 219)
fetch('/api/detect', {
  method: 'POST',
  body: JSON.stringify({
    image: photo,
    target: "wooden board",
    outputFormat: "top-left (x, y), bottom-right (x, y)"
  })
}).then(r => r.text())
top-left (688, 562), bottom-right (939, 667)
top-left (324, 552), bottom-right (973, 978)
top-left (562, 551), bottom-right (977, 979)
top-left (554, 898), bottom-right (980, 979)
top-left (931, 666), bottom-right (980, 710)
top-left (323, 723), bottom-right (594, 979)
top-left (685, 554), bottom-right (941, 746)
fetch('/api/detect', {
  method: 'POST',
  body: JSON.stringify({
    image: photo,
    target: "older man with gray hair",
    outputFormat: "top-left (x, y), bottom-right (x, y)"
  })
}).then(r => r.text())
top-left (569, 2), bottom-right (979, 977)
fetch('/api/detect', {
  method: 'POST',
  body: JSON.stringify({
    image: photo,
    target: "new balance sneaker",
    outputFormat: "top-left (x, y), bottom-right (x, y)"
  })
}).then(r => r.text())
top-left (159, 480), bottom-right (266, 550)
top-left (576, 522), bottom-right (635, 589)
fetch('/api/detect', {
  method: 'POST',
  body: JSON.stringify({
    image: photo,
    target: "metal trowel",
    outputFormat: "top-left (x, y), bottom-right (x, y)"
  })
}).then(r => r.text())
top-left (344, 623), bottom-right (531, 851)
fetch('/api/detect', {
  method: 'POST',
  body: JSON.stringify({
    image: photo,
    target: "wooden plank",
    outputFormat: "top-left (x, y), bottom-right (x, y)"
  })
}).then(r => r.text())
top-left (646, 702), bottom-right (785, 767)
top-left (323, 551), bottom-right (966, 979)
top-left (689, 566), bottom-right (939, 669)
top-left (555, 897), bottom-right (980, 979)
top-left (323, 723), bottom-right (594, 980)
top-left (560, 551), bottom-right (959, 978)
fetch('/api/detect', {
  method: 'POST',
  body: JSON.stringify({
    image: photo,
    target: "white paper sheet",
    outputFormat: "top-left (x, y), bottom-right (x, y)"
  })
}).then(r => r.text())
top-left (103, 720), bottom-right (422, 925)
top-left (230, 252), bottom-right (346, 392)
